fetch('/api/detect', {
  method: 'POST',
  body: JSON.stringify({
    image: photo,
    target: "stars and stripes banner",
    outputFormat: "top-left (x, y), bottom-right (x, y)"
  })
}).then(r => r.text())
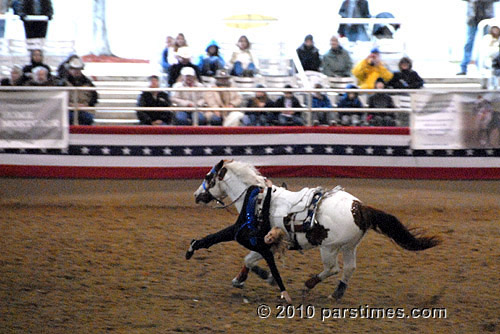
top-left (0, 126), bottom-right (499, 179)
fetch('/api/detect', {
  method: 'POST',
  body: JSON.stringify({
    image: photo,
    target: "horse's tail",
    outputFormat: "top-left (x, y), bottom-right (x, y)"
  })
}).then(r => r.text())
top-left (352, 201), bottom-right (441, 251)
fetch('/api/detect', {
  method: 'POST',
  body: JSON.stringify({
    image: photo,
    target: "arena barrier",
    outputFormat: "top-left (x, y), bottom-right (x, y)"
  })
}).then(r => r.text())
top-left (1, 126), bottom-right (499, 180)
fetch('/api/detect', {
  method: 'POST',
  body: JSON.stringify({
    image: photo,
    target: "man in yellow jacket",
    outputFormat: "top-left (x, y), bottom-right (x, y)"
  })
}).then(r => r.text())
top-left (352, 48), bottom-right (393, 89)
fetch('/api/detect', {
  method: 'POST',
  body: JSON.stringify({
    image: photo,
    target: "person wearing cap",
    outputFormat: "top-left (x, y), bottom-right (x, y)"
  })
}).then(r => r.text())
top-left (1, 65), bottom-right (24, 86)
top-left (351, 47), bottom-right (393, 89)
top-left (171, 66), bottom-right (208, 126)
top-left (204, 69), bottom-right (243, 126)
top-left (136, 75), bottom-right (172, 126)
top-left (386, 57), bottom-right (424, 89)
top-left (167, 46), bottom-right (202, 87)
top-left (242, 84), bottom-right (275, 126)
top-left (273, 84), bottom-right (305, 126)
top-left (59, 57), bottom-right (98, 126)
top-left (322, 35), bottom-right (353, 78)
top-left (367, 78), bottom-right (396, 126)
top-left (296, 34), bottom-right (321, 72)
top-left (336, 83), bottom-right (365, 126)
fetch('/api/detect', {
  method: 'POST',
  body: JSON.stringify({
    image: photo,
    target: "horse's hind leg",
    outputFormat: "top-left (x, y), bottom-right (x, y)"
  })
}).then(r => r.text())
top-left (305, 246), bottom-right (340, 290)
top-left (332, 246), bottom-right (357, 300)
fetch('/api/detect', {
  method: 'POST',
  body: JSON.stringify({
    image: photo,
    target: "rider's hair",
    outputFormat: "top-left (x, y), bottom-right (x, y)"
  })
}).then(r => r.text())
top-left (269, 227), bottom-right (289, 261)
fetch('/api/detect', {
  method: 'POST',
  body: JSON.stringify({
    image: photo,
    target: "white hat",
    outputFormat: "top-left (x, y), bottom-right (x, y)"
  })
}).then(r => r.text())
top-left (68, 57), bottom-right (84, 69)
top-left (180, 66), bottom-right (195, 77)
top-left (176, 47), bottom-right (192, 59)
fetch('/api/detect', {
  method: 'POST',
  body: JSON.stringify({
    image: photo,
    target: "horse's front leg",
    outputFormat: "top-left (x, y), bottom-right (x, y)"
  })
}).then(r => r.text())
top-left (332, 246), bottom-right (357, 300)
top-left (232, 251), bottom-right (265, 288)
top-left (304, 245), bottom-right (340, 292)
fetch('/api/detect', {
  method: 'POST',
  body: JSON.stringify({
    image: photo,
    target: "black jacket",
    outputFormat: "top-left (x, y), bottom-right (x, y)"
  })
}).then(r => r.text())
top-left (296, 44), bottom-right (321, 72)
top-left (136, 91), bottom-right (172, 125)
top-left (387, 70), bottom-right (424, 89)
top-left (19, 0), bottom-right (53, 18)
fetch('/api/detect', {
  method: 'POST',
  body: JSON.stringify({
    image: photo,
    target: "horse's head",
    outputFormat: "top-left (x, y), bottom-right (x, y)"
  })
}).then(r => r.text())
top-left (194, 160), bottom-right (229, 205)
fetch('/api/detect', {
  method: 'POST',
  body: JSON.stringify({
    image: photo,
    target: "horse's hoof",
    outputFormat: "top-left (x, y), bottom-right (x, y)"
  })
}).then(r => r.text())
top-left (266, 276), bottom-right (276, 286)
top-left (305, 275), bottom-right (321, 290)
top-left (231, 277), bottom-right (245, 289)
top-left (332, 281), bottom-right (347, 300)
top-left (185, 239), bottom-right (196, 260)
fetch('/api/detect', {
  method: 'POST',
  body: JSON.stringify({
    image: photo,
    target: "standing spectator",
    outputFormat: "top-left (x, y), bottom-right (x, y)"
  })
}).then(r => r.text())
top-left (312, 83), bottom-right (334, 125)
top-left (204, 69), bottom-right (243, 126)
top-left (322, 35), bottom-right (353, 77)
top-left (229, 35), bottom-right (257, 77)
top-left (337, 84), bottom-right (364, 126)
top-left (296, 34), bottom-right (321, 72)
top-left (17, 0), bottom-right (53, 39)
top-left (458, 0), bottom-right (499, 75)
top-left (1, 65), bottom-right (23, 86)
top-left (0, 0), bottom-right (11, 38)
top-left (337, 0), bottom-right (371, 42)
top-left (367, 78), bottom-right (396, 126)
top-left (479, 25), bottom-right (500, 87)
top-left (197, 40), bottom-right (225, 77)
top-left (273, 84), bottom-right (305, 126)
top-left (352, 47), bottom-right (393, 89)
top-left (387, 57), bottom-right (424, 89)
top-left (136, 75), bottom-right (172, 126)
top-left (167, 47), bottom-right (202, 86)
top-left (242, 84), bottom-right (275, 126)
top-left (60, 57), bottom-right (98, 126)
top-left (21, 49), bottom-right (52, 84)
top-left (170, 66), bottom-right (207, 126)
top-left (161, 36), bottom-right (175, 73)
top-left (25, 66), bottom-right (54, 86)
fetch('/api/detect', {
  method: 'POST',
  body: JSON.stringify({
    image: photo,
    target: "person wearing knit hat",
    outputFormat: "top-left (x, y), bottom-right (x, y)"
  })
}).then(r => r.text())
top-left (367, 77), bottom-right (396, 126)
top-left (296, 34), bottom-right (321, 72)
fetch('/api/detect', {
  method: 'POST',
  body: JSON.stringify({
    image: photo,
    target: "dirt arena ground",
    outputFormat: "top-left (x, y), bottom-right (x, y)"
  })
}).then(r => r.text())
top-left (0, 177), bottom-right (499, 333)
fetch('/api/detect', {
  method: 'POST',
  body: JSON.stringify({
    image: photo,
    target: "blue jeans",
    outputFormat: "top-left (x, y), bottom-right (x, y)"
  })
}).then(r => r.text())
top-left (0, 19), bottom-right (5, 38)
top-left (200, 56), bottom-right (225, 76)
top-left (175, 111), bottom-right (207, 126)
top-left (69, 111), bottom-right (94, 125)
top-left (461, 23), bottom-right (478, 73)
top-left (278, 114), bottom-right (305, 126)
top-left (231, 61), bottom-right (256, 76)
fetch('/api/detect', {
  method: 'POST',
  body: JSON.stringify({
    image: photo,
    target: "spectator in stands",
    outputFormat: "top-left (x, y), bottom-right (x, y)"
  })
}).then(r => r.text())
top-left (273, 84), bottom-right (305, 126)
top-left (458, 0), bottom-right (498, 75)
top-left (229, 35), bottom-right (257, 77)
top-left (352, 47), bottom-right (393, 89)
top-left (17, 0), bottom-right (53, 39)
top-left (60, 57), bottom-right (98, 126)
top-left (25, 66), bottom-right (54, 86)
top-left (322, 35), bottom-right (353, 78)
top-left (367, 78), bottom-right (396, 126)
top-left (0, 0), bottom-right (11, 38)
top-left (197, 40), bottom-right (225, 77)
top-left (21, 49), bottom-right (52, 85)
top-left (242, 84), bottom-right (275, 126)
top-left (161, 36), bottom-right (175, 73)
top-left (1, 65), bottom-right (23, 86)
top-left (136, 75), bottom-right (172, 126)
top-left (296, 34), bottom-right (321, 72)
top-left (372, 12), bottom-right (400, 40)
top-left (167, 47), bottom-right (202, 87)
top-left (479, 25), bottom-right (500, 87)
top-left (337, 0), bottom-right (371, 42)
top-left (337, 83), bottom-right (364, 126)
top-left (56, 54), bottom-right (81, 81)
top-left (204, 69), bottom-right (242, 126)
top-left (387, 57), bottom-right (424, 89)
top-left (312, 83), bottom-right (334, 125)
top-left (170, 66), bottom-right (207, 125)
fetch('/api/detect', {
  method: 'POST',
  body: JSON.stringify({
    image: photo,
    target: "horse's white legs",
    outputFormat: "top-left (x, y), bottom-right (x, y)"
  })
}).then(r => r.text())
top-left (332, 246), bottom-right (357, 300)
top-left (305, 245), bottom-right (340, 290)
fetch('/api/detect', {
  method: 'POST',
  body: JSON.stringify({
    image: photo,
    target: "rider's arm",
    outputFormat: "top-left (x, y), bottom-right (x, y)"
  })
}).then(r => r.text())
top-left (261, 248), bottom-right (286, 292)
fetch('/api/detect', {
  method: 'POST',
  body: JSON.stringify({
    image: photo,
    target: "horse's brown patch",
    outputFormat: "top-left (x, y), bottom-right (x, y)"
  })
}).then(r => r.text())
top-left (351, 200), bottom-right (371, 232)
top-left (305, 275), bottom-right (321, 289)
top-left (305, 224), bottom-right (329, 246)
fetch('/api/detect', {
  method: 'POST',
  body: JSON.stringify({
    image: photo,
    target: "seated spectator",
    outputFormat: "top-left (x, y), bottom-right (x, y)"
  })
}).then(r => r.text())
top-left (1, 65), bottom-right (24, 86)
top-left (60, 57), bottom-right (98, 126)
top-left (273, 84), bottom-right (305, 126)
top-left (387, 57), bottom-right (424, 89)
top-left (161, 36), bottom-right (175, 73)
top-left (21, 49), bottom-right (52, 85)
top-left (171, 67), bottom-right (207, 125)
top-left (197, 40), bottom-right (225, 77)
top-left (25, 66), bottom-right (55, 86)
top-left (337, 84), bottom-right (364, 126)
top-left (242, 84), bottom-right (275, 126)
top-left (204, 69), bottom-right (242, 126)
top-left (352, 48), bottom-right (393, 89)
top-left (229, 35), bottom-right (257, 77)
top-left (312, 83), bottom-right (334, 125)
top-left (56, 54), bottom-right (82, 81)
top-left (136, 75), bottom-right (172, 125)
top-left (296, 34), bottom-right (321, 72)
top-left (372, 12), bottom-right (400, 39)
top-left (321, 35), bottom-right (353, 78)
top-left (173, 33), bottom-right (188, 59)
top-left (479, 25), bottom-right (500, 88)
top-left (367, 78), bottom-right (396, 126)
top-left (167, 47), bottom-right (202, 87)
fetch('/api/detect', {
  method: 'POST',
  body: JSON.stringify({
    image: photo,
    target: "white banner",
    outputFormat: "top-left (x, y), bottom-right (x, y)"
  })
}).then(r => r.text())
top-left (411, 92), bottom-right (500, 149)
top-left (0, 91), bottom-right (69, 149)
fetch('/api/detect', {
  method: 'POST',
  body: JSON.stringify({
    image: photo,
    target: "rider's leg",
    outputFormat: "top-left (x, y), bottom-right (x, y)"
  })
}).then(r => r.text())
top-left (186, 225), bottom-right (237, 259)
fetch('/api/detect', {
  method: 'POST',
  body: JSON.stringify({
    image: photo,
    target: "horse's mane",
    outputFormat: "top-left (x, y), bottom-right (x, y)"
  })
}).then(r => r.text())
top-left (225, 161), bottom-right (266, 187)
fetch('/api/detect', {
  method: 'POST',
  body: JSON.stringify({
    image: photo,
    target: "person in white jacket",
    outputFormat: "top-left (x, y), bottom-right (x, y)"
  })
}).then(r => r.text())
top-left (171, 67), bottom-right (207, 125)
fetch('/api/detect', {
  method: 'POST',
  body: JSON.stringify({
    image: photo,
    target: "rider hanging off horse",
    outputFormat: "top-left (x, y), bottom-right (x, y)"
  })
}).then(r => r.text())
top-left (186, 162), bottom-right (293, 302)
top-left (188, 160), bottom-right (441, 303)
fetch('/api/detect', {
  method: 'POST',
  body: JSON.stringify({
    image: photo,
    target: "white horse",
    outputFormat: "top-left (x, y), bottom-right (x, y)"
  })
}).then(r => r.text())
top-left (193, 160), bottom-right (441, 299)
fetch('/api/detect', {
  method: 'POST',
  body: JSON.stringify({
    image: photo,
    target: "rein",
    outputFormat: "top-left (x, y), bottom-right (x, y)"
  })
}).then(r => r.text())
top-left (212, 184), bottom-right (251, 210)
